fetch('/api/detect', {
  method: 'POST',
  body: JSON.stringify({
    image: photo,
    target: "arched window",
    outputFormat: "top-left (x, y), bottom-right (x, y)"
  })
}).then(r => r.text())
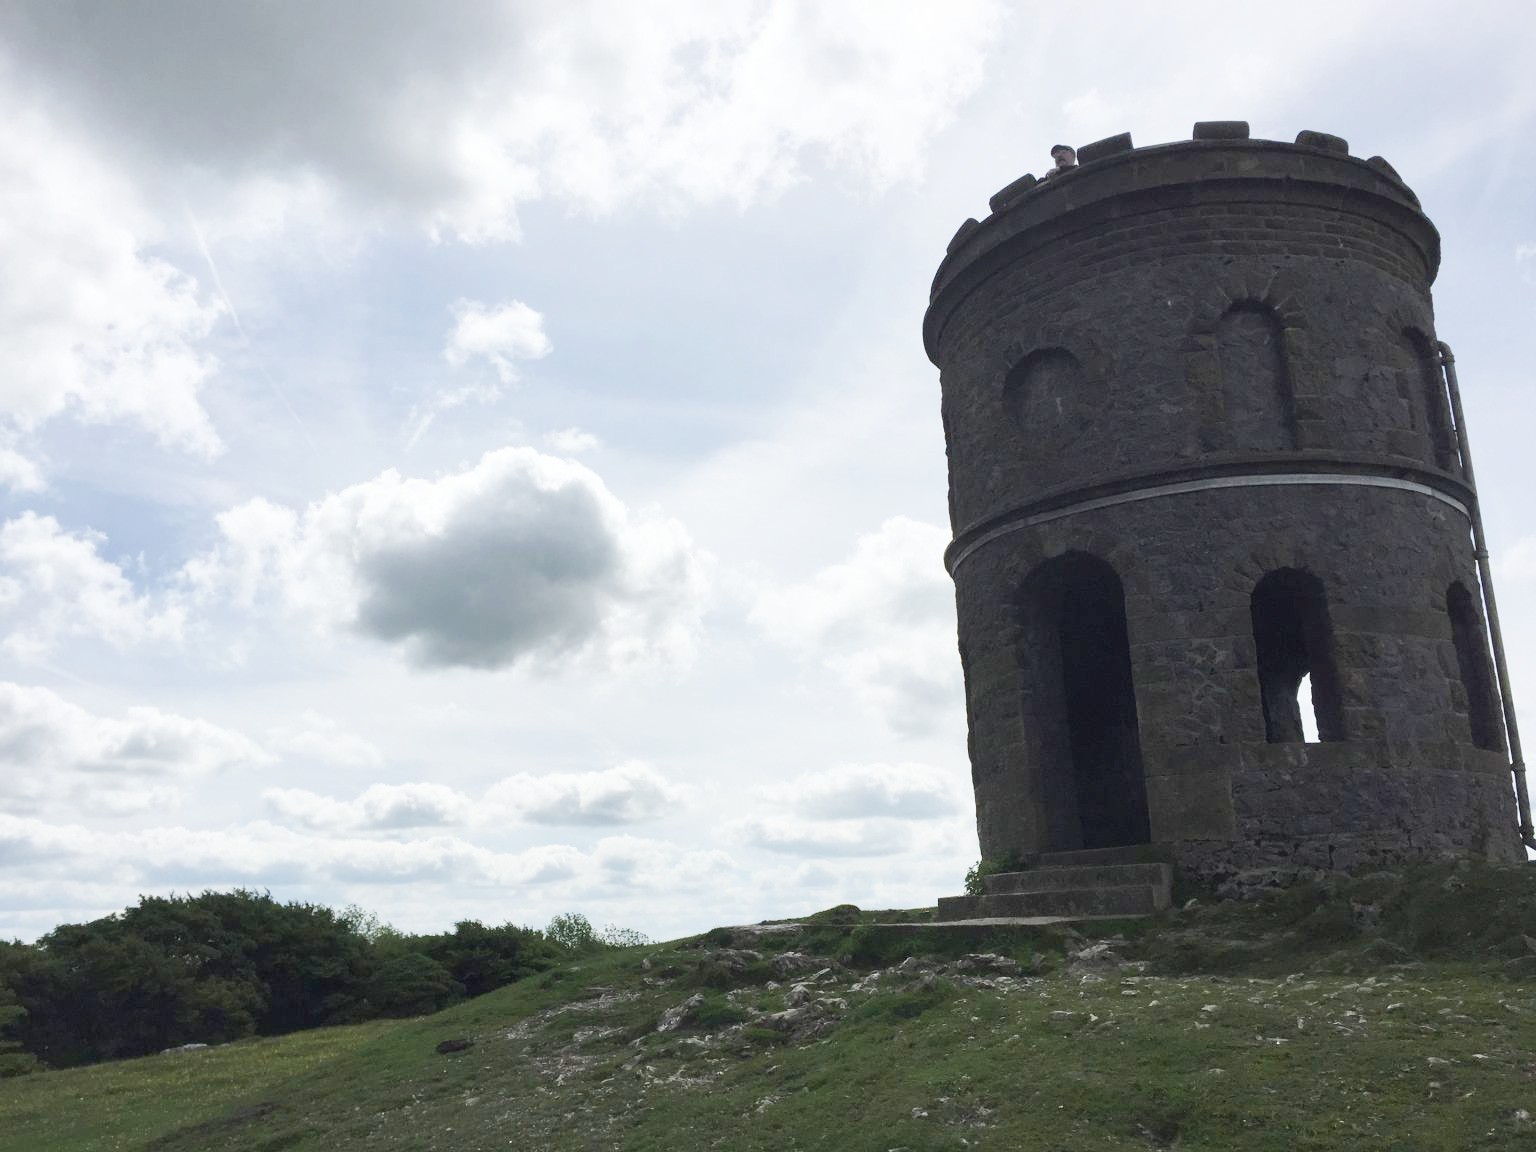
top-left (1402, 329), bottom-right (1459, 471)
top-left (1017, 552), bottom-right (1150, 851)
top-left (1250, 568), bottom-right (1345, 742)
top-left (1447, 581), bottom-right (1502, 751)
top-left (1002, 347), bottom-right (1088, 442)
top-left (1217, 303), bottom-right (1296, 451)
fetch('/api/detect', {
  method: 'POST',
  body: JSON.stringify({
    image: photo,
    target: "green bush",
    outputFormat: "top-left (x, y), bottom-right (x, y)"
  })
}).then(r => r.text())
top-left (546, 913), bottom-right (600, 953)
top-left (366, 954), bottom-right (462, 1017)
top-left (963, 855), bottom-right (1029, 896)
top-left (806, 904), bottom-right (862, 925)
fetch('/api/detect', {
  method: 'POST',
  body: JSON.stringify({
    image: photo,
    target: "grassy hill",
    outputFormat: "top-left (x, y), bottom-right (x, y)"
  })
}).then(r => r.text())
top-left (3, 862), bottom-right (1534, 1151)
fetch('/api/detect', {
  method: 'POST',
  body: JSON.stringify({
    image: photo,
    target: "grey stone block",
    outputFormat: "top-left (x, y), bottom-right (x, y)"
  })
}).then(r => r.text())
top-left (1077, 132), bottom-right (1134, 164)
top-left (1193, 121), bottom-right (1250, 140)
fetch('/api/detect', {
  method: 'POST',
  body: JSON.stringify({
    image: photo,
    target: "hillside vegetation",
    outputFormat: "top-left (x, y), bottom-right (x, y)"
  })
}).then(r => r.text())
top-left (0, 891), bottom-right (631, 1071)
top-left (2, 861), bottom-right (1534, 1151)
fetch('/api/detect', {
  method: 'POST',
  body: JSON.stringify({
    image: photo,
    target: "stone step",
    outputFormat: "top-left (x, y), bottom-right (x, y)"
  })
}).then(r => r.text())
top-left (1036, 844), bottom-right (1173, 869)
top-left (981, 861), bottom-right (1171, 896)
top-left (936, 883), bottom-right (1163, 920)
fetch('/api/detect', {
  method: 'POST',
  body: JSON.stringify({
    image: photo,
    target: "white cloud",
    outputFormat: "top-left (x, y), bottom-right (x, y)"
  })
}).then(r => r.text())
top-left (1, 0), bottom-right (1002, 241)
top-left (729, 760), bottom-right (968, 859)
top-left (0, 513), bottom-right (183, 659)
top-left (0, 448), bottom-right (44, 494)
top-left (0, 815), bottom-right (738, 904)
top-left (444, 299), bottom-right (551, 384)
top-left (773, 761), bottom-right (965, 821)
top-left (485, 761), bottom-right (686, 826)
top-left (750, 516), bottom-right (960, 734)
top-left (589, 834), bottom-right (736, 889)
top-left (730, 814), bottom-right (913, 858)
top-left (265, 711), bottom-right (383, 768)
top-left (546, 427), bottom-right (601, 454)
top-left (0, 814), bottom-right (584, 888)
top-left (0, 683), bottom-right (270, 816)
top-left (263, 782), bottom-right (470, 831)
top-left (0, 72), bottom-right (223, 457)
top-left (184, 447), bottom-right (712, 671)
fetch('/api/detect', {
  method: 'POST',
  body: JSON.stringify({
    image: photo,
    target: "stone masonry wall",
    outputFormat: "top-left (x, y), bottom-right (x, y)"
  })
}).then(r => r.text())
top-left (927, 127), bottom-right (1523, 878)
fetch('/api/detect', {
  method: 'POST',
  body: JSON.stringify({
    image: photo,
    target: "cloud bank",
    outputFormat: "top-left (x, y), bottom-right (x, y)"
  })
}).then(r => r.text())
top-left (0, 0), bottom-right (1002, 241)
top-left (0, 513), bottom-right (183, 659)
top-left (0, 683), bottom-right (269, 816)
top-left (186, 447), bottom-right (711, 671)
top-left (485, 761), bottom-right (685, 826)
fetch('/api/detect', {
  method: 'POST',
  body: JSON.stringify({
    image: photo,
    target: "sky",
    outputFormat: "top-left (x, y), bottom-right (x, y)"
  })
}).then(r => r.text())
top-left (1, 0), bottom-right (1535, 944)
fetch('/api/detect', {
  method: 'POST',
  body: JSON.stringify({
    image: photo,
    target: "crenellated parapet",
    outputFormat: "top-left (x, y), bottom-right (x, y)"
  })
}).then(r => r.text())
top-left (927, 123), bottom-right (1436, 360)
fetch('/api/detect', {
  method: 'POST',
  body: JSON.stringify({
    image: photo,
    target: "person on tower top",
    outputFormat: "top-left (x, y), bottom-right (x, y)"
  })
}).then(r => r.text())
top-left (1040, 144), bottom-right (1077, 180)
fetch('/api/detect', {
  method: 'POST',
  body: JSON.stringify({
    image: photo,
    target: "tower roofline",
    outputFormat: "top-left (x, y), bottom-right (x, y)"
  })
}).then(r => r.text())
top-left (924, 125), bottom-right (1440, 363)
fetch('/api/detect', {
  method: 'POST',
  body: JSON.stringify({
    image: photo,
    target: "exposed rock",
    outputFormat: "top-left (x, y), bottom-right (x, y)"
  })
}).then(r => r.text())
top-left (758, 1002), bottom-right (837, 1042)
top-left (1067, 943), bottom-right (1123, 973)
top-left (770, 951), bottom-right (824, 977)
top-left (435, 1038), bottom-right (473, 1055)
top-left (692, 948), bottom-right (764, 986)
top-left (952, 953), bottom-right (1022, 976)
top-left (656, 994), bottom-right (706, 1033)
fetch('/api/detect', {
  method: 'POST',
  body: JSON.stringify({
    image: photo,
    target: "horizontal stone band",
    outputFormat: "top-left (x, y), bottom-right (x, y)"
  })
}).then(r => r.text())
top-left (946, 471), bottom-right (1471, 574)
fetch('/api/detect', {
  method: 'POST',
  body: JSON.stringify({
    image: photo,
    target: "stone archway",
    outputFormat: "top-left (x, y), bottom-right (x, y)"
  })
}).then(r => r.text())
top-left (1018, 552), bottom-right (1151, 851)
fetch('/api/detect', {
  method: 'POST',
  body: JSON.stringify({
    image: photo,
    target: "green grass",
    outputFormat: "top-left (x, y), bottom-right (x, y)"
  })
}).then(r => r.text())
top-left (0, 1019), bottom-right (394, 1152)
top-left (4, 864), bottom-right (1535, 1150)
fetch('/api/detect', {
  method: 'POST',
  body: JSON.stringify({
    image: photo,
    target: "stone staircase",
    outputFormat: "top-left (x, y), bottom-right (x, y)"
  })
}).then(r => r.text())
top-left (935, 845), bottom-right (1173, 921)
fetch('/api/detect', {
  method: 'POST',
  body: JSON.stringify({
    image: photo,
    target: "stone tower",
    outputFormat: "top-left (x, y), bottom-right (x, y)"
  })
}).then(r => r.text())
top-left (926, 123), bottom-right (1526, 903)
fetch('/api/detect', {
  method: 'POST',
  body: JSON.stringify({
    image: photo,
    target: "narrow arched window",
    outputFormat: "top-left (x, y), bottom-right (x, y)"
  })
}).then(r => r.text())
top-left (1395, 329), bottom-right (1459, 471)
top-left (1447, 581), bottom-right (1502, 751)
top-left (1002, 347), bottom-right (1088, 441)
top-left (1217, 304), bottom-right (1296, 451)
top-left (1250, 568), bottom-right (1344, 742)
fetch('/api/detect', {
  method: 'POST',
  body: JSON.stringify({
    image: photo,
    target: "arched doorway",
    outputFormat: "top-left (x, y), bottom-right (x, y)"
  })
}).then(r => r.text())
top-left (1018, 552), bottom-right (1151, 851)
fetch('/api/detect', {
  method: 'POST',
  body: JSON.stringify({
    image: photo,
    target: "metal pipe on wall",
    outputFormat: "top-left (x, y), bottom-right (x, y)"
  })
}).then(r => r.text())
top-left (1438, 341), bottom-right (1536, 850)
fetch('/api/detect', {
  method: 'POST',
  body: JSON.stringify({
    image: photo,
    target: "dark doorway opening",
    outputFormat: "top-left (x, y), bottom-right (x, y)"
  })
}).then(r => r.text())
top-left (1019, 553), bottom-right (1151, 852)
top-left (1250, 568), bottom-right (1345, 743)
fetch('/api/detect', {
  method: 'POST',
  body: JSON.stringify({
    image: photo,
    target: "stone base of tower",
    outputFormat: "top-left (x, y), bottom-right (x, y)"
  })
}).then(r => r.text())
top-left (938, 743), bottom-right (1525, 920)
top-left (937, 847), bottom-right (1174, 920)
top-left (1158, 741), bottom-right (1526, 893)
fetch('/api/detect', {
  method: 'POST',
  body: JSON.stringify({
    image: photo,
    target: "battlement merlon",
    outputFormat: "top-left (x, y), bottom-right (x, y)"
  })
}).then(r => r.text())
top-left (924, 124), bottom-right (1441, 363)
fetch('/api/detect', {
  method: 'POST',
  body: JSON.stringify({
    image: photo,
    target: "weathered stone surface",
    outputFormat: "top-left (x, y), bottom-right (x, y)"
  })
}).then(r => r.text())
top-left (1077, 132), bottom-right (1134, 164)
top-left (1193, 120), bottom-right (1250, 140)
top-left (926, 130), bottom-right (1523, 886)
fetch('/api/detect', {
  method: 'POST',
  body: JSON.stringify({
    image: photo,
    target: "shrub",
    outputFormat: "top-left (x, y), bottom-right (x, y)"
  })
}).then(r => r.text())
top-left (806, 904), bottom-right (862, 926)
top-left (598, 924), bottom-right (652, 948)
top-left (367, 954), bottom-right (463, 1017)
top-left (546, 913), bottom-right (600, 953)
top-left (963, 855), bottom-right (1029, 896)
